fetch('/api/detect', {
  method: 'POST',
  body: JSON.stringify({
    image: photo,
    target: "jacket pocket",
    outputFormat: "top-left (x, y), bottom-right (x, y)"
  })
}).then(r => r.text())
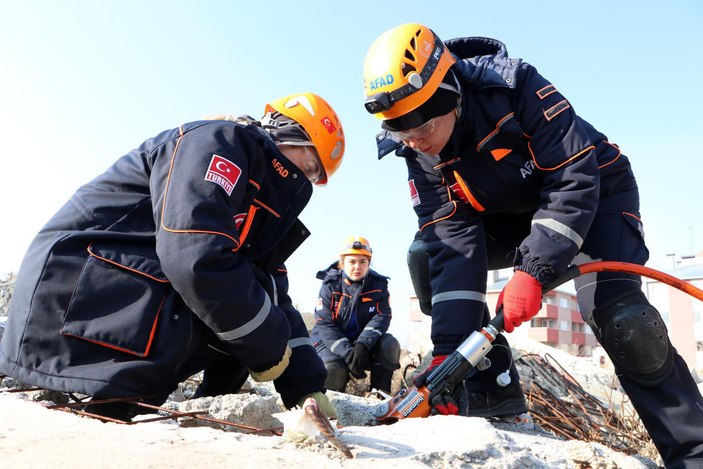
top-left (61, 242), bottom-right (170, 357)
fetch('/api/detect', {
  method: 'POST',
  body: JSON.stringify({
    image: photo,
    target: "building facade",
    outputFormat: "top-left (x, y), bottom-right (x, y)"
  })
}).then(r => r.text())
top-left (484, 269), bottom-right (598, 357)
top-left (643, 254), bottom-right (703, 374)
top-left (408, 268), bottom-right (599, 357)
top-left (407, 257), bottom-right (703, 374)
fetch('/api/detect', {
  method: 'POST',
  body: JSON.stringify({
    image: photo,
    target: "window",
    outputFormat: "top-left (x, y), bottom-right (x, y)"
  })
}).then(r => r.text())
top-left (559, 297), bottom-right (570, 308)
top-left (560, 320), bottom-right (569, 331)
top-left (532, 318), bottom-right (556, 328)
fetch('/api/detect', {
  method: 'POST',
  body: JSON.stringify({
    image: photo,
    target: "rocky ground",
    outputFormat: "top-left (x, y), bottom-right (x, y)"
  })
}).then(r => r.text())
top-left (0, 336), bottom-right (666, 468)
top-left (0, 273), bottom-right (673, 467)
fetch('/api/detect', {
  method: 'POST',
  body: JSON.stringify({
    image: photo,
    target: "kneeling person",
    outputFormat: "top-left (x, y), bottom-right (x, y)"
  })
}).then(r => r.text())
top-left (311, 237), bottom-right (400, 394)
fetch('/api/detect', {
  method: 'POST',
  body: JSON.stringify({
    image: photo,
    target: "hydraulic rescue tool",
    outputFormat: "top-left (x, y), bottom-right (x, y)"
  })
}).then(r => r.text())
top-left (373, 261), bottom-right (703, 423)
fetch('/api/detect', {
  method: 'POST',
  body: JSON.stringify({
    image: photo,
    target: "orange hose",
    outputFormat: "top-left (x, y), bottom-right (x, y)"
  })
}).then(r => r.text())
top-left (576, 261), bottom-right (703, 302)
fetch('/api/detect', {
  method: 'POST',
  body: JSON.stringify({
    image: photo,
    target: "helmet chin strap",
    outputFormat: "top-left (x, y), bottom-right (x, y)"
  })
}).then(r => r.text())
top-left (439, 70), bottom-right (463, 121)
top-left (438, 70), bottom-right (461, 95)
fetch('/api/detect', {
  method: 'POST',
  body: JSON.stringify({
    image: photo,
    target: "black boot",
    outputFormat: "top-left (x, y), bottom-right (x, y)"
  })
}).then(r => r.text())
top-left (369, 361), bottom-right (395, 394)
top-left (466, 379), bottom-right (528, 418)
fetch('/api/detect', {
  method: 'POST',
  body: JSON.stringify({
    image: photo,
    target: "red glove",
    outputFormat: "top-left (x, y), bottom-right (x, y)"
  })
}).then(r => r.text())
top-left (497, 270), bottom-right (543, 333)
top-left (413, 355), bottom-right (461, 415)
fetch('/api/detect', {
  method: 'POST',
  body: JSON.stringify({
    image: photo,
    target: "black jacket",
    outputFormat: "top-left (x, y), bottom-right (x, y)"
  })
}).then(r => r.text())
top-left (377, 37), bottom-right (638, 354)
top-left (311, 263), bottom-right (391, 359)
top-left (0, 119), bottom-right (325, 406)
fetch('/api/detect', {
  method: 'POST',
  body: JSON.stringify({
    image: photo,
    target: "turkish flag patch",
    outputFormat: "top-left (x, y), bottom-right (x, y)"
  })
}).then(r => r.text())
top-left (205, 154), bottom-right (241, 196)
top-left (409, 179), bottom-right (421, 206)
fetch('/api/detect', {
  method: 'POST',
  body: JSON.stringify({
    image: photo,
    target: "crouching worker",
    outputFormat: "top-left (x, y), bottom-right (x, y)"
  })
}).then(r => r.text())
top-left (311, 237), bottom-right (400, 394)
top-left (0, 92), bottom-right (344, 421)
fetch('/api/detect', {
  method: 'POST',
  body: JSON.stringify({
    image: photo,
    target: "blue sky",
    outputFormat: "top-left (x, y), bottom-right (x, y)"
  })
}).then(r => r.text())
top-left (1, 1), bottom-right (701, 339)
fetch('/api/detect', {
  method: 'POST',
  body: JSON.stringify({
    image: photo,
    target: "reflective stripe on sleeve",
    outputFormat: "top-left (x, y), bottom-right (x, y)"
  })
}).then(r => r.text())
top-left (330, 337), bottom-right (351, 355)
top-left (532, 218), bottom-right (584, 247)
top-left (268, 273), bottom-right (278, 305)
top-left (362, 326), bottom-right (383, 337)
top-left (288, 337), bottom-right (312, 349)
top-left (216, 295), bottom-right (272, 341)
top-left (432, 290), bottom-right (485, 305)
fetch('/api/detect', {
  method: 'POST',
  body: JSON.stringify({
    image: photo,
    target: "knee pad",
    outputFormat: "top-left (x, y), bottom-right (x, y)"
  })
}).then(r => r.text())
top-left (324, 360), bottom-right (349, 392)
top-left (596, 292), bottom-right (674, 386)
top-left (375, 334), bottom-right (401, 370)
top-left (407, 233), bottom-right (432, 315)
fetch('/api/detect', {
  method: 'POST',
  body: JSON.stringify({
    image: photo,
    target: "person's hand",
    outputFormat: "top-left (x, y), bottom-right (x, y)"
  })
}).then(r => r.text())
top-left (413, 354), bottom-right (465, 415)
top-left (298, 391), bottom-right (338, 419)
top-left (249, 345), bottom-right (292, 382)
top-left (498, 270), bottom-right (543, 333)
top-left (345, 343), bottom-right (370, 379)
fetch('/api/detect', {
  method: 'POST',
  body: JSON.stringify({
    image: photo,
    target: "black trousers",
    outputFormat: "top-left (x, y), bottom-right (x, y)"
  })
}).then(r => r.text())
top-left (409, 188), bottom-right (703, 467)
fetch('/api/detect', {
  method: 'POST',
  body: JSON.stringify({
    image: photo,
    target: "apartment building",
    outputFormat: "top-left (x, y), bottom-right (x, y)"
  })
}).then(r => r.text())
top-left (643, 253), bottom-right (703, 373)
top-left (408, 257), bottom-right (703, 373)
top-left (408, 268), bottom-right (598, 357)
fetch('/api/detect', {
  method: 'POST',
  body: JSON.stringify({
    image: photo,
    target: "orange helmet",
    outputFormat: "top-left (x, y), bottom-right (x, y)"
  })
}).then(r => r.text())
top-left (340, 236), bottom-right (373, 258)
top-left (363, 23), bottom-right (456, 121)
top-left (264, 92), bottom-right (345, 186)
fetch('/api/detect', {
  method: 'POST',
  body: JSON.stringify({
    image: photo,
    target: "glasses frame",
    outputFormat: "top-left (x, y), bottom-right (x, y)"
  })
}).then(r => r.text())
top-left (302, 147), bottom-right (324, 184)
top-left (388, 115), bottom-right (442, 141)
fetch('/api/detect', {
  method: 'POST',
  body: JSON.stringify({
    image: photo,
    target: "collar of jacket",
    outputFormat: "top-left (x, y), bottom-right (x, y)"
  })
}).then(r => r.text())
top-left (316, 262), bottom-right (389, 284)
top-left (316, 263), bottom-right (369, 286)
top-left (341, 269), bottom-right (367, 287)
top-left (315, 263), bottom-right (368, 288)
top-left (248, 124), bottom-right (313, 202)
top-left (445, 36), bottom-right (521, 90)
top-left (316, 261), bottom-right (341, 281)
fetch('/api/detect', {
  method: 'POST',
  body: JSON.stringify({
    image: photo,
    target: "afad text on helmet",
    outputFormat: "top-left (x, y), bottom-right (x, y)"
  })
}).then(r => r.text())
top-left (368, 74), bottom-right (395, 91)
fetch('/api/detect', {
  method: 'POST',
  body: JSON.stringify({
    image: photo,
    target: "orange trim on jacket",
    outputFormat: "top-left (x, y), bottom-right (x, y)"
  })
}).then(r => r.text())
top-left (420, 201), bottom-right (458, 231)
top-left (476, 113), bottom-right (515, 151)
top-left (528, 142), bottom-right (595, 171)
top-left (61, 296), bottom-right (165, 357)
top-left (87, 245), bottom-right (170, 283)
top-left (453, 171), bottom-right (485, 212)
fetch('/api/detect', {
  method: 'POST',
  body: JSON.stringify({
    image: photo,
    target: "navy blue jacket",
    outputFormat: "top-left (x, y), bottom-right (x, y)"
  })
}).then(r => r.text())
top-left (311, 263), bottom-right (391, 360)
top-left (377, 37), bottom-right (637, 354)
top-left (0, 119), bottom-right (325, 407)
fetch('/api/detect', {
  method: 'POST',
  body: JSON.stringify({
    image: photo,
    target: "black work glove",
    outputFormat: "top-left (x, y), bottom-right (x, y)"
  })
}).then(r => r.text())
top-left (413, 355), bottom-right (468, 416)
top-left (346, 343), bottom-right (370, 379)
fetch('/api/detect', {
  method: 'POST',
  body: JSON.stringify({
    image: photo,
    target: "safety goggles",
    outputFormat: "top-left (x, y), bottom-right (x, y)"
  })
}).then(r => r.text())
top-left (301, 147), bottom-right (324, 184)
top-left (388, 115), bottom-right (441, 141)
